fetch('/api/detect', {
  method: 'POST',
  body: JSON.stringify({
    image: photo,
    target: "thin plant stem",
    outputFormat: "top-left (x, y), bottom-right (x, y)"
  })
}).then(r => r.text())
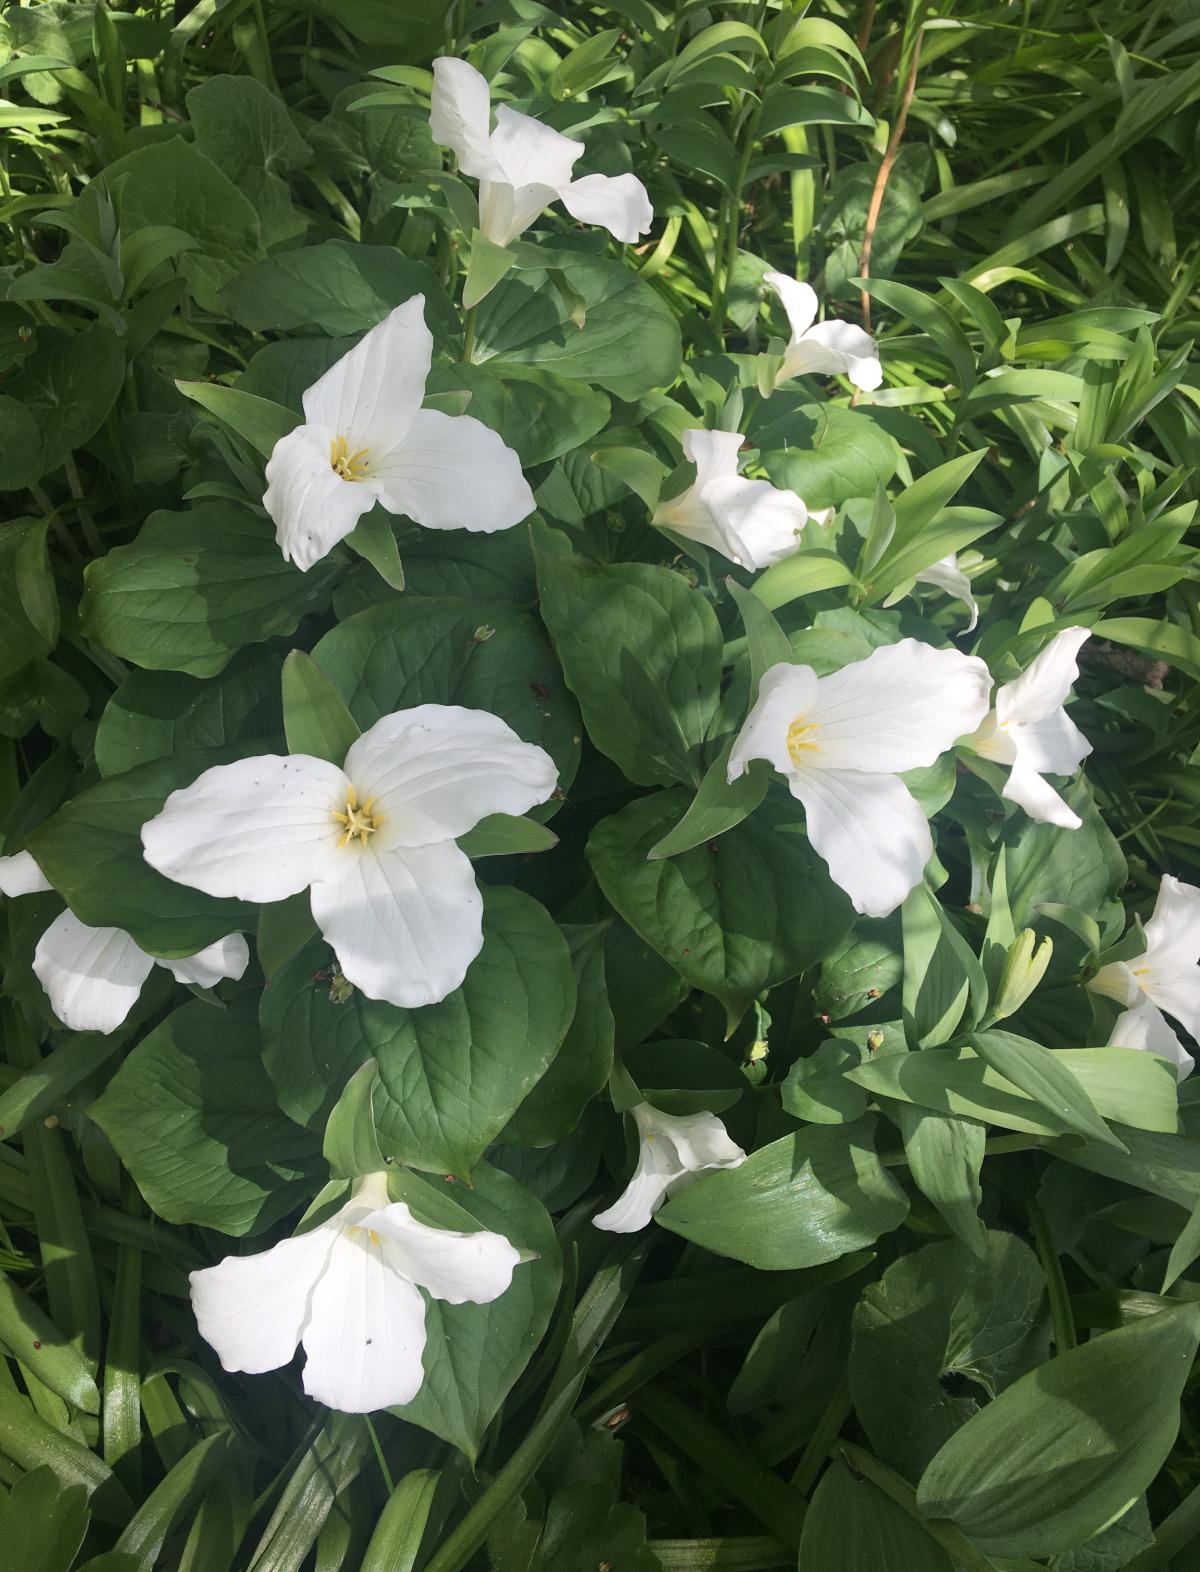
top-left (1028, 1196), bottom-right (1078, 1352)
top-left (859, 27), bottom-right (924, 329)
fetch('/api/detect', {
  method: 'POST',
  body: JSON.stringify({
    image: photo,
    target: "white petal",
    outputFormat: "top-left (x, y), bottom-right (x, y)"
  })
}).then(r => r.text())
top-left (1143, 876), bottom-right (1200, 975)
top-left (728, 661), bottom-right (822, 782)
top-left (373, 409), bottom-right (534, 534)
top-left (142, 754), bottom-right (348, 902)
top-left (33, 912), bottom-right (154, 1034)
top-left (477, 179), bottom-right (559, 248)
top-left (190, 1226), bottom-right (336, 1376)
top-left (1108, 997), bottom-right (1194, 1081)
top-left (0, 850), bottom-right (53, 896)
top-left (343, 705), bottom-right (557, 846)
top-left (763, 269), bottom-right (818, 339)
top-left (792, 768), bottom-right (932, 918)
top-left (310, 839), bottom-right (483, 1009)
top-left (162, 932), bottom-right (250, 988)
top-left (809, 639), bottom-right (993, 773)
top-left (1147, 967), bottom-right (1200, 1044)
top-left (700, 475), bottom-right (807, 570)
top-left (996, 627), bottom-right (1090, 728)
top-left (300, 297), bottom-right (430, 452)
top-left (263, 423), bottom-right (382, 572)
top-left (1008, 708), bottom-right (1091, 778)
top-left (785, 319), bottom-right (883, 391)
top-left (364, 1202), bottom-right (520, 1305)
top-left (1002, 762), bottom-right (1081, 829)
top-left (653, 481), bottom-right (732, 556)
top-left (300, 1229), bottom-right (428, 1412)
top-left (593, 1163), bottom-right (675, 1233)
top-left (681, 427), bottom-right (744, 486)
top-left (560, 171), bottom-right (653, 242)
top-left (429, 57), bottom-right (505, 181)
top-left (1088, 961), bottom-right (1139, 1008)
top-left (489, 104), bottom-right (581, 193)
top-left (915, 555), bottom-right (979, 632)
top-left (633, 1103), bottom-right (747, 1172)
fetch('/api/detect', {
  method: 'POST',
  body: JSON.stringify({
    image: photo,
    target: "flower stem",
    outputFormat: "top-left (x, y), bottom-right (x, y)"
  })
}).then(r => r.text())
top-left (1028, 1195), bottom-right (1078, 1352)
top-left (461, 302), bottom-right (477, 363)
top-left (839, 1443), bottom-right (1001, 1572)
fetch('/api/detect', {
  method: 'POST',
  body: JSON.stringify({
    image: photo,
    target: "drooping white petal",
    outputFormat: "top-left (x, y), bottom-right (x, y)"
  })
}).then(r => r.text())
top-left (162, 933), bottom-right (250, 989)
top-left (594, 1102), bottom-right (746, 1233)
top-left (808, 640), bottom-right (993, 773)
top-left (0, 850), bottom-right (53, 896)
top-left (1147, 965), bottom-right (1200, 1045)
top-left (263, 423), bottom-right (384, 572)
top-left (300, 297), bottom-right (431, 453)
top-left (915, 555), bottom-right (979, 632)
top-left (365, 1202), bottom-right (520, 1305)
top-left (489, 104), bottom-right (582, 194)
top-left (728, 662), bottom-right (822, 782)
top-left (343, 705), bottom-right (557, 847)
top-left (477, 179), bottom-right (561, 248)
top-left (373, 409), bottom-right (534, 534)
top-left (652, 483), bottom-right (731, 556)
top-left (592, 1162), bottom-right (675, 1234)
top-left (792, 767), bottom-right (933, 918)
top-left (1089, 959), bottom-right (1139, 1007)
top-left (33, 912), bottom-right (155, 1034)
top-left (699, 475), bottom-right (807, 570)
top-left (1143, 876), bottom-right (1200, 976)
top-left (190, 1226), bottom-right (337, 1377)
top-left (1002, 762), bottom-right (1081, 830)
top-left (560, 171), bottom-right (653, 242)
top-left (429, 57), bottom-right (506, 182)
top-left (300, 1228), bottom-right (429, 1412)
top-left (142, 755), bottom-right (348, 903)
top-left (636, 1103), bottom-right (747, 1172)
top-left (785, 319), bottom-right (883, 391)
top-left (763, 270), bottom-right (819, 340)
top-left (310, 839), bottom-right (483, 1009)
top-left (1108, 996), bottom-right (1194, 1081)
top-left (1010, 708), bottom-right (1091, 778)
top-left (996, 627), bottom-right (1090, 729)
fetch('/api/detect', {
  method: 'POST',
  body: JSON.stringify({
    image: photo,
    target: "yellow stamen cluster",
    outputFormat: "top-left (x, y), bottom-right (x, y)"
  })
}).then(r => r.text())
top-left (332, 785), bottom-right (383, 848)
top-left (330, 433), bottom-right (371, 482)
top-left (786, 717), bottom-right (821, 766)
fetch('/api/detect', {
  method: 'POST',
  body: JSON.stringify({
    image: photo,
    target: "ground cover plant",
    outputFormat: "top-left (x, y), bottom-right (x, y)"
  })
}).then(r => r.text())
top-left (3, 0), bottom-right (1200, 1567)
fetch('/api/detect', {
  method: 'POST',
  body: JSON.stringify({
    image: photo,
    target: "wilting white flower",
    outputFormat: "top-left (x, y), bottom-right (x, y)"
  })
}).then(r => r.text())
top-left (1089, 875), bottom-right (1200, 1080)
top-left (915, 554), bottom-right (979, 631)
top-left (594, 1103), bottom-right (746, 1233)
top-left (263, 296), bottom-right (533, 572)
top-left (729, 640), bottom-right (992, 917)
top-left (764, 270), bottom-right (882, 391)
top-left (141, 705), bottom-right (556, 1010)
top-left (0, 850), bottom-right (247, 1034)
top-left (430, 57), bottom-right (652, 248)
top-left (969, 627), bottom-right (1091, 829)
top-left (191, 1170), bottom-right (522, 1412)
top-left (652, 429), bottom-right (808, 570)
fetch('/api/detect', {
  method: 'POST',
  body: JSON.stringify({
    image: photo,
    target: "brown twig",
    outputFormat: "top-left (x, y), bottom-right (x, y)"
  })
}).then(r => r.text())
top-left (858, 28), bottom-right (923, 331)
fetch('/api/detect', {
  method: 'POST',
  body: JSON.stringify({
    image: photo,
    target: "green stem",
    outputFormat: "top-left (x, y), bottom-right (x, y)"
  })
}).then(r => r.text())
top-left (364, 1415), bottom-right (394, 1494)
top-left (790, 1374), bottom-right (850, 1496)
top-left (709, 114), bottom-right (759, 334)
top-left (838, 1443), bottom-right (1000, 1572)
top-left (1028, 1196), bottom-right (1078, 1352)
top-left (461, 302), bottom-right (477, 363)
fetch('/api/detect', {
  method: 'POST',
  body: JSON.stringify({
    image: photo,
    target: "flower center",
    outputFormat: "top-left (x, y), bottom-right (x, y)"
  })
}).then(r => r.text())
top-left (332, 785), bottom-right (383, 848)
top-left (330, 434), bottom-right (371, 482)
top-left (786, 717), bottom-right (821, 767)
top-left (1132, 964), bottom-right (1152, 991)
top-left (348, 1225), bottom-right (382, 1246)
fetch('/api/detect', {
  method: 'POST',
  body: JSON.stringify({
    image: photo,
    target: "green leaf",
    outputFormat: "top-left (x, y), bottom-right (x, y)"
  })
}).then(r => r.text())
top-left (916, 1306), bottom-right (1200, 1557)
top-left (0, 1272), bottom-right (101, 1413)
top-left (800, 1457), bottom-right (953, 1571)
top-left (261, 886), bottom-right (576, 1177)
top-left (647, 742), bottom-right (770, 860)
top-left (175, 381), bottom-right (299, 459)
top-left (0, 1466), bottom-right (91, 1572)
top-left (343, 511), bottom-right (407, 590)
top-left (864, 451), bottom-right (992, 602)
top-left (782, 1038), bottom-right (870, 1125)
top-left (8, 323), bottom-right (124, 474)
top-left (901, 883), bottom-right (988, 1048)
top-left (27, 754), bottom-right (256, 956)
top-left (223, 240), bottom-right (453, 339)
top-left (971, 1029), bottom-right (1124, 1150)
top-left (281, 650), bottom-right (360, 764)
top-left (757, 402), bottom-right (896, 511)
top-left (725, 578), bottom-right (792, 695)
top-left (850, 1233), bottom-right (1050, 1480)
top-left (0, 520), bottom-right (58, 682)
top-left (322, 1059), bottom-right (386, 1179)
top-left (895, 1106), bottom-right (987, 1255)
top-left (533, 525), bottom-right (722, 789)
top-left (463, 228), bottom-right (517, 309)
top-left (0, 1382), bottom-right (131, 1521)
top-left (589, 789), bottom-right (854, 1030)
top-left (91, 1001), bottom-right (322, 1236)
top-left (82, 503), bottom-right (339, 679)
top-left (187, 73), bottom-right (311, 249)
top-left (457, 814), bottom-right (558, 858)
top-left (0, 396), bottom-right (46, 490)
top-left (391, 1164), bottom-right (561, 1462)
top-left (657, 1119), bottom-right (908, 1269)
top-left (751, 549), bottom-right (860, 611)
top-left (359, 1469), bottom-right (440, 1572)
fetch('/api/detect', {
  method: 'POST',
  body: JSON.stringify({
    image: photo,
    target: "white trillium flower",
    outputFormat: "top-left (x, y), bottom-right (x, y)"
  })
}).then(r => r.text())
top-left (593, 1102), bottom-right (747, 1234)
top-left (262, 296), bottom-right (534, 572)
top-left (1089, 875), bottom-right (1200, 1081)
top-left (191, 1170), bottom-right (522, 1412)
top-left (970, 627), bottom-right (1092, 829)
top-left (652, 429), bottom-right (808, 570)
top-left (430, 57), bottom-right (653, 248)
top-left (763, 270), bottom-right (883, 391)
top-left (915, 553), bottom-right (979, 632)
top-left (0, 850), bottom-right (248, 1034)
top-left (728, 640), bottom-right (992, 918)
top-left (140, 704), bottom-right (557, 1010)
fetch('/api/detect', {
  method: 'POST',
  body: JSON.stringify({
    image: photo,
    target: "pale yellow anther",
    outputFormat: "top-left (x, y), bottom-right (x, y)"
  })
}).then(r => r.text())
top-left (332, 784), bottom-right (384, 848)
top-left (786, 717), bottom-right (821, 766)
top-left (330, 433), bottom-right (372, 482)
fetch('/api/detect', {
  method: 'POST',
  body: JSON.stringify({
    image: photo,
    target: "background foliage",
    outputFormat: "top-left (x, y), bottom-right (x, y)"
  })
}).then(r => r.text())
top-left (3, 0), bottom-right (1200, 1568)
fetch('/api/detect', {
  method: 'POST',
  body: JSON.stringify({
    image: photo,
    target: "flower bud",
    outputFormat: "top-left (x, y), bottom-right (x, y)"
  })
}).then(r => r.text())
top-left (992, 929), bottom-right (1052, 1020)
